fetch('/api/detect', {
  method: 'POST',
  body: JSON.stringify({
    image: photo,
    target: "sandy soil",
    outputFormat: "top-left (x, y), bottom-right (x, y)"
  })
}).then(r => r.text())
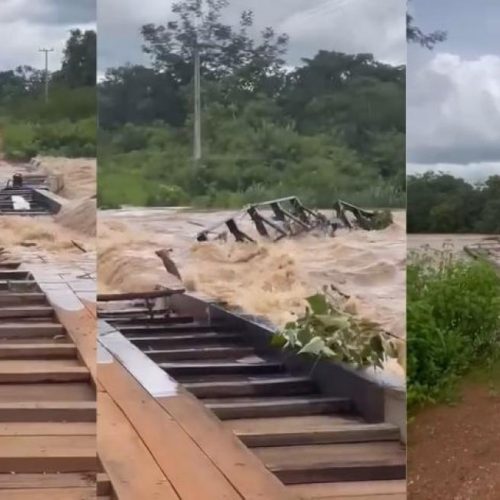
top-left (408, 381), bottom-right (500, 499)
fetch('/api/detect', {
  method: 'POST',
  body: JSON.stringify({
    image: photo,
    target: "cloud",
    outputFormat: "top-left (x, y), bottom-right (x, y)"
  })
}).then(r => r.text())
top-left (407, 162), bottom-right (500, 183)
top-left (0, 1), bottom-right (96, 70)
top-left (0, 0), bottom-right (95, 24)
top-left (98, 0), bottom-right (405, 71)
top-left (407, 52), bottom-right (500, 164)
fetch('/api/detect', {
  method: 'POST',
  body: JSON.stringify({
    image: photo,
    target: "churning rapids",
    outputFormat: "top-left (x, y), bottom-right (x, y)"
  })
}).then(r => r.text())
top-left (98, 208), bottom-right (407, 383)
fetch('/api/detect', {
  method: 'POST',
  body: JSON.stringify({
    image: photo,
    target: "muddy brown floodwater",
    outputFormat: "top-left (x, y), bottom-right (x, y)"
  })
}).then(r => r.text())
top-left (408, 233), bottom-right (497, 254)
top-left (98, 208), bottom-right (406, 383)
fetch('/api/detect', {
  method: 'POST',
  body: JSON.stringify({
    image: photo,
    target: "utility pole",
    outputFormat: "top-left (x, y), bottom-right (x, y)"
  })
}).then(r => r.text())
top-left (193, 42), bottom-right (202, 162)
top-left (39, 48), bottom-right (54, 104)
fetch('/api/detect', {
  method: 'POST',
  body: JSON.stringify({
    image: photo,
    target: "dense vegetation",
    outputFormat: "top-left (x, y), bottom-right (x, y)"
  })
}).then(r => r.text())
top-left (407, 250), bottom-right (500, 411)
top-left (408, 173), bottom-right (500, 233)
top-left (98, 0), bottom-right (405, 209)
top-left (0, 30), bottom-right (96, 160)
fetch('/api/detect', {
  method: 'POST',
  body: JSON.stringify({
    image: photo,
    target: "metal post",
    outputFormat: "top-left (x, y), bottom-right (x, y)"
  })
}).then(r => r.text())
top-left (193, 44), bottom-right (202, 162)
top-left (39, 48), bottom-right (54, 103)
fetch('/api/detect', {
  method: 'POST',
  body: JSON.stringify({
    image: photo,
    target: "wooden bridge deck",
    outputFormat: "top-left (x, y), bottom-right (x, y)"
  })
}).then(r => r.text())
top-left (0, 254), bottom-right (100, 499)
top-left (97, 298), bottom-right (406, 500)
top-left (98, 333), bottom-right (293, 499)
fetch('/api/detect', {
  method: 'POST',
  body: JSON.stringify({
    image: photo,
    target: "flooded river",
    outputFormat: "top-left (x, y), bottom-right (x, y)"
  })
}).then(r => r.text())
top-left (98, 208), bottom-right (406, 384)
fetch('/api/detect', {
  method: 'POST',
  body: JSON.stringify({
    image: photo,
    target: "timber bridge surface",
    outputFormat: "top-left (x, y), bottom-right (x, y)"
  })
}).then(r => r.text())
top-left (98, 289), bottom-right (406, 499)
top-left (0, 249), bottom-right (102, 499)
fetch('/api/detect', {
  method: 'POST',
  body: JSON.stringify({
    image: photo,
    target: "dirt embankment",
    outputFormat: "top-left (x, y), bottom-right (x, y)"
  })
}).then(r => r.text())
top-left (408, 381), bottom-right (500, 499)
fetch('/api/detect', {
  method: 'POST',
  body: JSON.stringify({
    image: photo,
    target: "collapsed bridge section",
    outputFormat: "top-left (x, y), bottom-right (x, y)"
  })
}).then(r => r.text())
top-left (196, 196), bottom-right (392, 243)
top-left (0, 173), bottom-right (63, 216)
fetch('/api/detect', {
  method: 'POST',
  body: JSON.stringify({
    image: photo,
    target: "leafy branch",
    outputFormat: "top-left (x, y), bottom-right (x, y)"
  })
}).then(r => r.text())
top-left (272, 289), bottom-right (396, 369)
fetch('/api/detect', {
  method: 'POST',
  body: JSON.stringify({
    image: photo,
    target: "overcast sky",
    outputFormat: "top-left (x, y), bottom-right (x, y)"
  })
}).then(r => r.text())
top-left (98, 0), bottom-right (405, 75)
top-left (0, 0), bottom-right (96, 72)
top-left (407, 0), bottom-right (500, 181)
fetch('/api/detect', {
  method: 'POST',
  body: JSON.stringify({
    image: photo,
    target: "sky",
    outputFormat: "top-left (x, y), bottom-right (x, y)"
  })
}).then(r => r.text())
top-left (0, 0), bottom-right (96, 72)
top-left (98, 0), bottom-right (406, 75)
top-left (407, 0), bottom-right (500, 182)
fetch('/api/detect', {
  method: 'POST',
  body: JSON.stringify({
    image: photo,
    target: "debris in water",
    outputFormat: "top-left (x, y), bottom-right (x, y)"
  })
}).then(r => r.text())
top-left (155, 248), bottom-right (183, 281)
top-left (197, 196), bottom-right (332, 243)
top-left (197, 196), bottom-right (392, 243)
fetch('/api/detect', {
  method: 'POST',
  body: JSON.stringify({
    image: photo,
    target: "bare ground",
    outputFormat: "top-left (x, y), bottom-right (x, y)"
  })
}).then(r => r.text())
top-left (408, 380), bottom-right (500, 499)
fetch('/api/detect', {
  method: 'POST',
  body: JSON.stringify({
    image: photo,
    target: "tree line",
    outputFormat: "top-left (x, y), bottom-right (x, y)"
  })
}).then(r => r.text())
top-left (0, 30), bottom-right (96, 160)
top-left (408, 173), bottom-right (500, 234)
top-left (98, 0), bottom-right (405, 209)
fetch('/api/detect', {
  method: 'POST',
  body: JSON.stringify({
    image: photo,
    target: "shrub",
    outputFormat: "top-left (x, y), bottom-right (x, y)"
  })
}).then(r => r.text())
top-left (407, 250), bottom-right (500, 410)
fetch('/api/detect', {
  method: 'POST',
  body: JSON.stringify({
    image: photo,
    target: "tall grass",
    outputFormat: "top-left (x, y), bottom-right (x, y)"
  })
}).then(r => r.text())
top-left (2, 118), bottom-right (95, 161)
top-left (407, 249), bottom-right (500, 411)
top-left (0, 86), bottom-right (96, 161)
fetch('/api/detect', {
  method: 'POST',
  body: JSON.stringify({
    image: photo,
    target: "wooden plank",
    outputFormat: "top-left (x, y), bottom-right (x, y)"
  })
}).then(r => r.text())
top-left (0, 323), bottom-right (64, 339)
top-left (225, 415), bottom-right (361, 433)
top-left (0, 382), bottom-right (95, 402)
top-left (98, 392), bottom-right (180, 500)
top-left (184, 376), bottom-right (316, 398)
top-left (99, 307), bottom-right (172, 317)
top-left (0, 280), bottom-right (38, 290)
top-left (120, 323), bottom-right (231, 335)
top-left (0, 472), bottom-right (94, 489)
top-left (147, 345), bottom-right (255, 362)
top-left (97, 473), bottom-right (112, 496)
top-left (0, 364), bottom-right (90, 383)
top-left (207, 396), bottom-right (352, 420)
top-left (289, 480), bottom-right (407, 499)
top-left (232, 421), bottom-right (400, 447)
top-left (129, 332), bottom-right (242, 347)
top-left (0, 293), bottom-right (47, 305)
top-left (0, 307), bottom-right (53, 319)
top-left (0, 435), bottom-right (97, 473)
top-left (52, 304), bottom-right (96, 383)
top-left (0, 402), bottom-right (96, 422)
top-left (99, 360), bottom-right (241, 500)
top-left (0, 487), bottom-right (96, 499)
top-left (0, 337), bottom-right (70, 345)
top-left (156, 391), bottom-right (297, 499)
top-left (254, 442), bottom-right (406, 484)
top-left (0, 262), bottom-right (22, 269)
top-left (98, 289), bottom-right (184, 301)
top-left (110, 315), bottom-right (194, 325)
top-left (0, 271), bottom-right (32, 280)
top-left (0, 359), bottom-right (80, 368)
top-left (0, 343), bottom-right (76, 359)
top-left (0, 422), bottom-right (96, 436)
top-left (160, 360), bottom-right (284, 376)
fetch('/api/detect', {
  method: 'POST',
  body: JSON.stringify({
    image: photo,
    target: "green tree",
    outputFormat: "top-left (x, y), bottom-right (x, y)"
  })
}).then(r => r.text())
top-left (53, 29), bottom-right (96, 87)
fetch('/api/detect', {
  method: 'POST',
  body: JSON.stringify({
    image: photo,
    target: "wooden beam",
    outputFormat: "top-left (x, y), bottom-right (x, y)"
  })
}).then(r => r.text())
top-left (97, 289), bottom-right (184, 302)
